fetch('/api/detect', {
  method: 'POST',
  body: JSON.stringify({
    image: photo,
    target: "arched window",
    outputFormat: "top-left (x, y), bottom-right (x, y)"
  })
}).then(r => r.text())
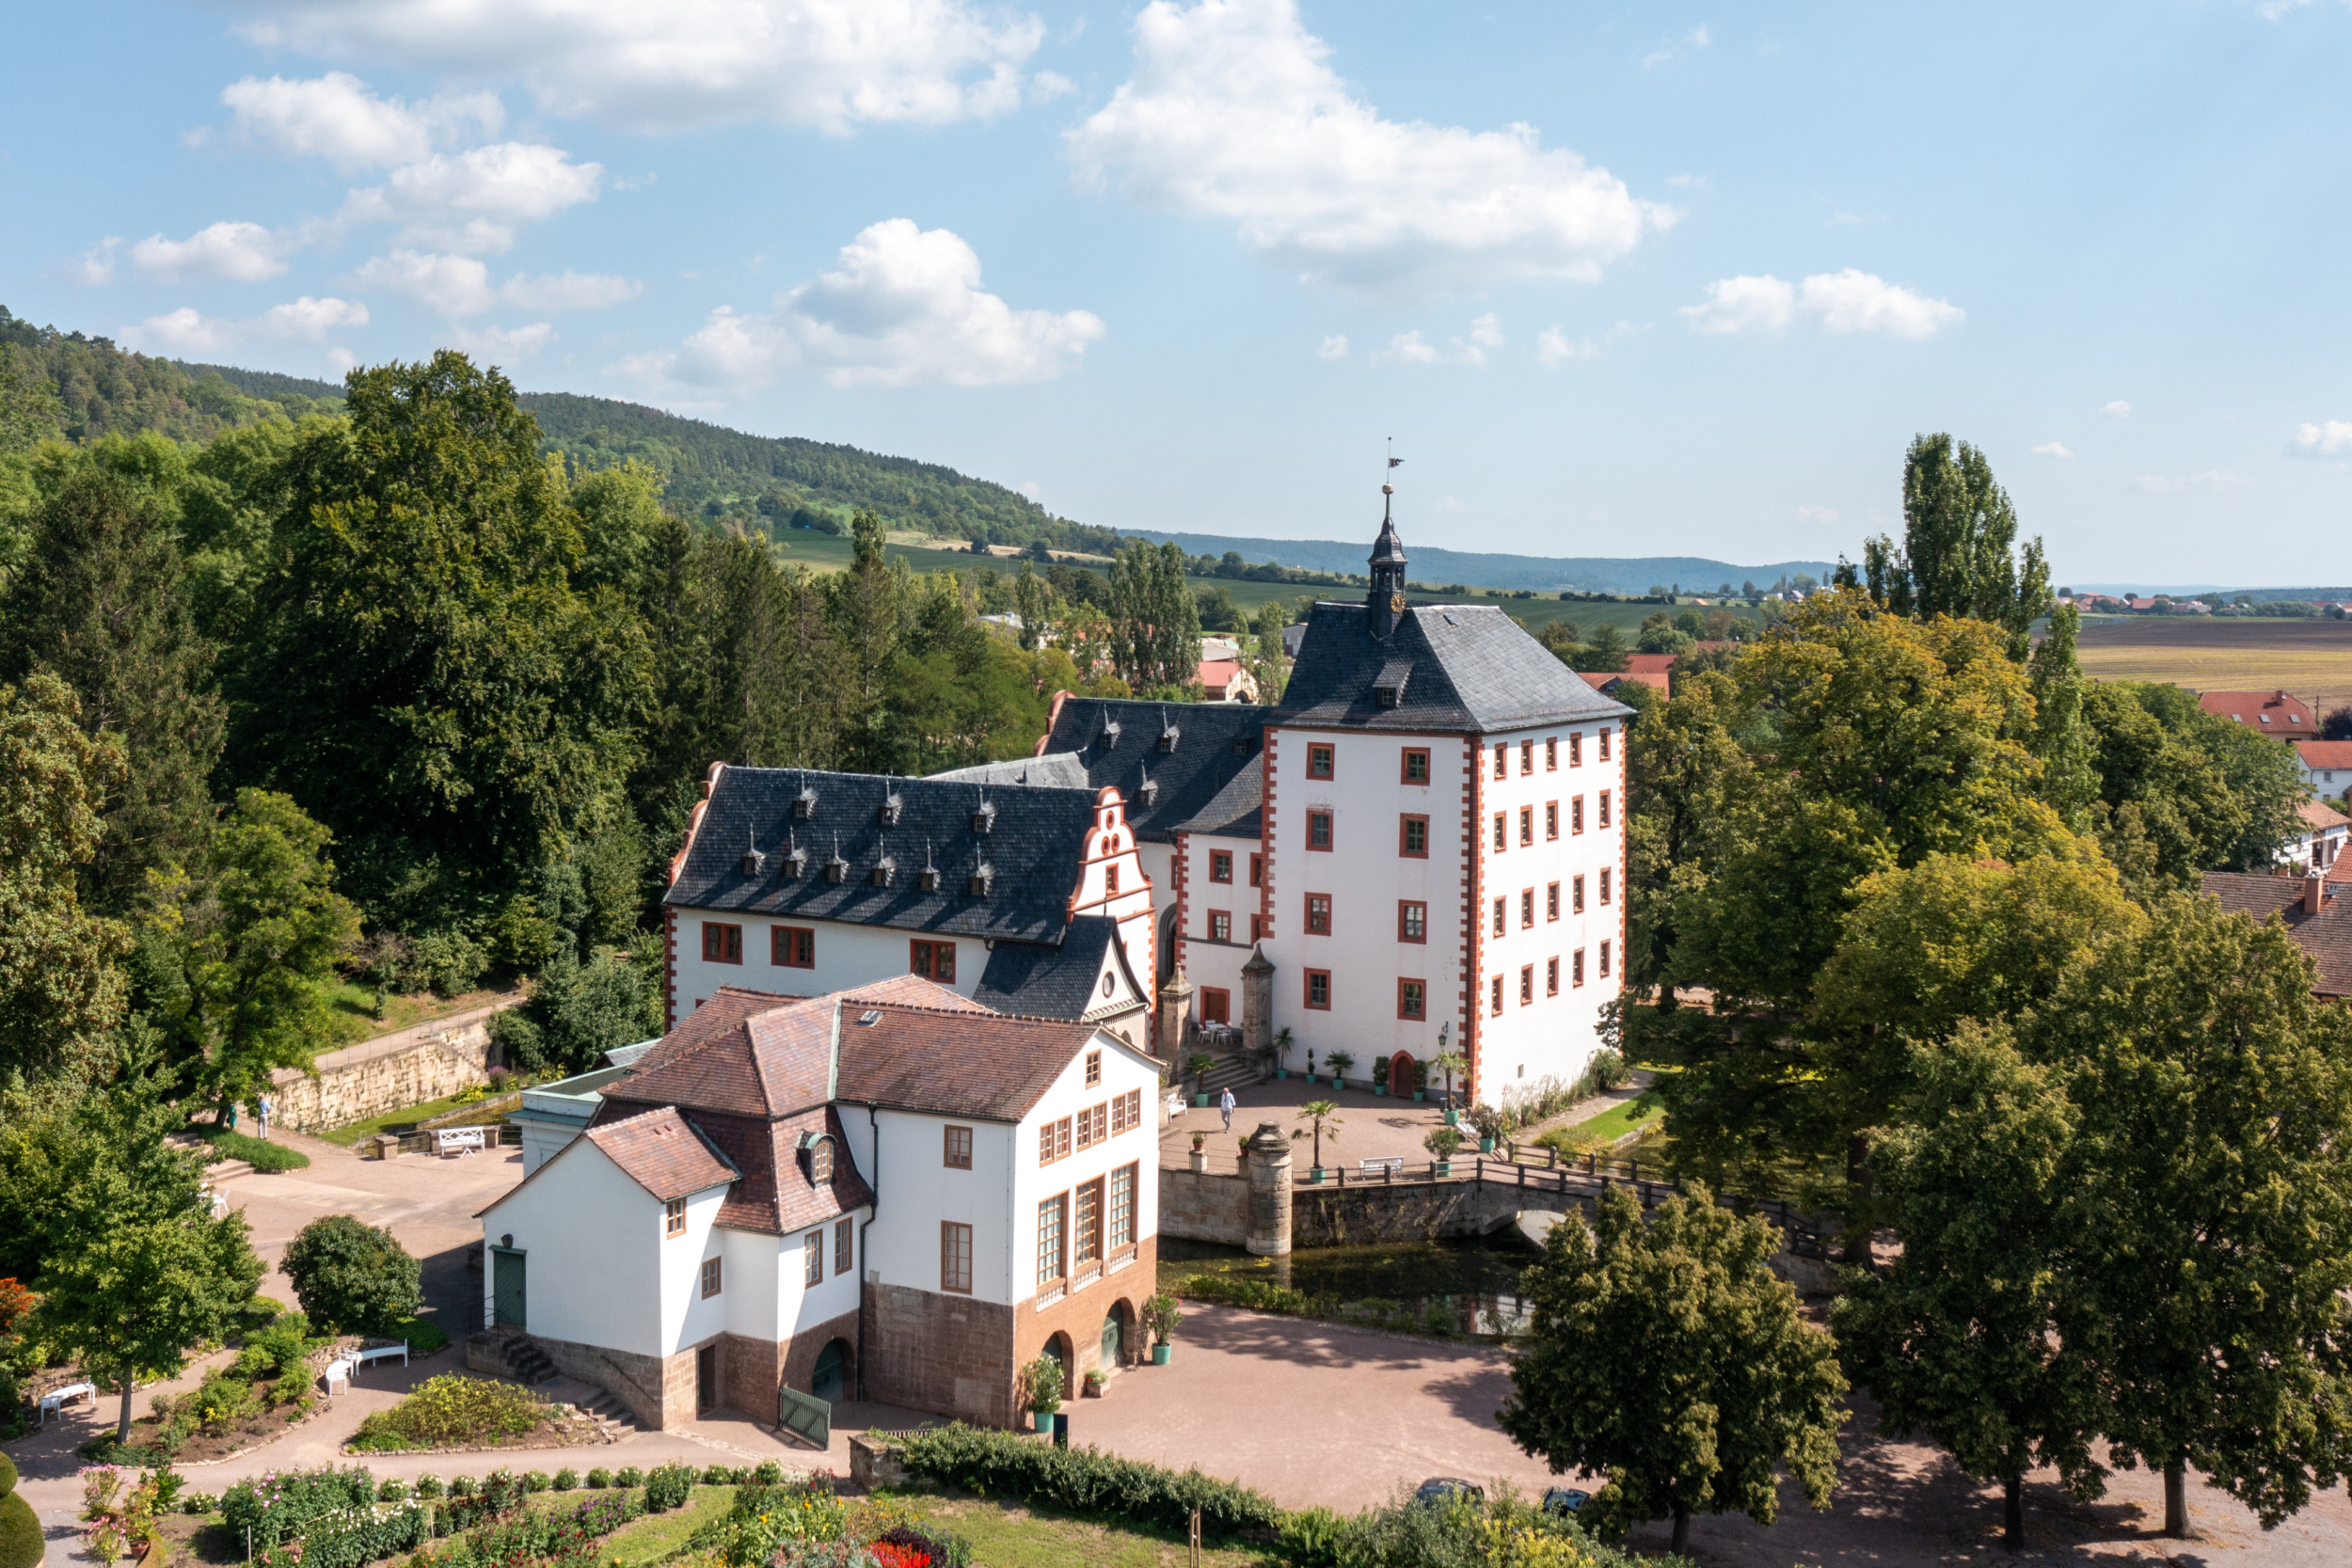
top-left (810, 1137), bottom-right (833, 1182)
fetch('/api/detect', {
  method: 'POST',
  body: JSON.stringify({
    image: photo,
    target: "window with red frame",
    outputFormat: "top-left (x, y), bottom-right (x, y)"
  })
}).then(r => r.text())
top-left (1546, 801), bottom-right (1559, 839)
top-left (1599, 726), bottom-right (1613, 761)
top-left (1492, 812), bottom-right (1506, 851)
top-left (1546, 736), bottom-right (1558, 770)
top-left (1570, 732), bottom-right (1583, 767)
top-left (1304, 894), bottom-right (1332, 934)
top-left (1304, 969), bottom-right (1331, 1009)
top-left (1494, 743), bottom-right (1507, 779)
top-left (1490, 974), bottom-right (1504, 1015)
top-left (1398, 900), bottom-right (1426, 942)
top-left (1249, 853), bottom-right (1263, 886)
top-left (1600, 868), bottom-right (1613, 904)
top-left (1249, 913), bottom-right (1264, 942)
top-left (1599, 790), bottom-right (1613, 829)
top-left (1200, 986), bottom-right (1230, 1023)
top-left (1307, 743), bottom-right (1335, 779)
top-left (1572, 796), bottom-right (1584, 833)
top-left (702, 922), bottom-right (742, 963)
top-left (1307, 810), bottom-right (1333, 849)
top-left (1401, 747), bottom-right (1431, 784)
top-left (1573, 948), bottom-right (1586, 986)
top-left (1105, 862), bottom-right (1120, 895)
top-left (1520, 965), bottom-right (1534, 1005)
top-left (1398, 978), bottom-right (1426, 1020)
top-left (1599, 941), bottom-right (1613, 977)
top-left (1208, 910), bottom-right (1231, 942)
top-left (1209, 850), bottom-right (1232, 882)
top-left (1521, 739), bottom-right (1534, 774)
top-left (1400, 815), bottom-right (1429, 856)
top-left (1573, 875), bottom-right (1585, 913)
top-left (1521, 888), bottom-right (1534, 927)
top-left (1547, 957), bottom-right (1560, 995)
top-left (1492, 896), bottom-right (1505, 937)
top-left (910, 939), bottom-right (956, 983)
top-left (1547, 881), bottom-right (1560, 920)
top-left (1519, 805), bottom-right (1534, 846)
top-left (772, 926), bottom-right (814, 968)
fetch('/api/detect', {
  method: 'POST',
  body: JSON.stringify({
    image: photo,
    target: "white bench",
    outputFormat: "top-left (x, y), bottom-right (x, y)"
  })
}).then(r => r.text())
top-left (434, 1127), bottom-right (487, 1157)
top-left (324, 1341), bottom-right (408, 1394)
top-left (1359, 1157), bottom-right (1405, 1176)
top-left (39, 1381), bottom-right (97, 1423)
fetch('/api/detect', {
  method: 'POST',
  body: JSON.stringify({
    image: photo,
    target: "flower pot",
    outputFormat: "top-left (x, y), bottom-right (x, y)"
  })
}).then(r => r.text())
top-left (1413, 1090), bottom-right (1425, 1102)
top-left (1375, 1085), bottom-right (1388, 1097)
top-left (1192, 1093), bottom-right (1209, 1107)
top-left (1479, 1135), bottom-right (1497, 1153)
top-left (1189, 1151), bottom-right (1206, 1173)
top-left (1276, 1069), bottom-right (1288, 1080)
top-left (1083, 1380), bottom-right (1106, 1400)
top-left (1033, 1411), bottom-right (1054, 1433)
top-left (1443, 1109), bottom-right (1458, 1127)
top-left (1152, 1343), bottom-right (1172, 1366)
top-left (1309, 1166), bottom-right (1327, 1183)
top-left (1434, 1159), bottom-right (1453, 1178)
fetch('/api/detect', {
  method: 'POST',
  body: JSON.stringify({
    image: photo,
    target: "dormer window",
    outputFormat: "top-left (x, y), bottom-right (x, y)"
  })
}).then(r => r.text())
top-left (1158, 723), bottom-right (1180, 752)
top-left (1232, 735), bottom-right (1250, 755)
top-left (968, 863), bottom-right (994, 896)
top-left (823, 846), bottom-right (850, 883)
top-left (782, 844), bottom-right (808, 879)
top-left (804, 1134), bottom-right (834, 1182)
top-left (880, 794), bottom-right (903, 826)
top-left (872, 856), bottom-right (896, 887)
top-left (739, 848), bottom-right (767, 876)
top-left (1096, 720), bottom-right (1120, 749)
top-left (793, 786), bottom-right (818, 819)
top-left (972, 800), bottom-right (996, 833)
top-left (919, 864), bottom-right (940, 892)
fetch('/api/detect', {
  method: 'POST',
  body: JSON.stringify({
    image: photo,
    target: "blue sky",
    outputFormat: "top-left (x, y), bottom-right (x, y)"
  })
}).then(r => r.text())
top-left (5, 0), bottom-right (2350, 585)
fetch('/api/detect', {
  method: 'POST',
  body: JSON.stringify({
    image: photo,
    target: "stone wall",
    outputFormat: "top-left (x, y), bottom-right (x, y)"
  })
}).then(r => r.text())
top-left (1289, 1180), bottom-right (1525, 1247)
top-left (865, 1281), bottom-right (1019, 1428)
top-left (267, 998), bottom-right (522, 1130)
top-left (1158, 1168), bottom-right (1252, 1246)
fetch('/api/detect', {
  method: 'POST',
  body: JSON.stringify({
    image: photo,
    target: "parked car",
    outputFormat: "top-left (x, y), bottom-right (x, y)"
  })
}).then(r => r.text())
top-left (1414, 1478), bottom-right (1486, 1507)
top-left (1542, 1487), bottom-right (1590, 1516)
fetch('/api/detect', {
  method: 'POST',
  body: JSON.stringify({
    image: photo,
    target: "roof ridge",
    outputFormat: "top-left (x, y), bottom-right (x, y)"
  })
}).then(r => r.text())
top-left (844, 996), bottom-right (1094, 1029)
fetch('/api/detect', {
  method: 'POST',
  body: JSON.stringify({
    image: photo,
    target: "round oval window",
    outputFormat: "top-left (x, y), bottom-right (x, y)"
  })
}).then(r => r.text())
top-left (1101, 974), bottom-right (1115, 997)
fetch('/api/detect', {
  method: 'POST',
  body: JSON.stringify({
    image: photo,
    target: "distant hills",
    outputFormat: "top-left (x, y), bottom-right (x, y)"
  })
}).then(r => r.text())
top-left (1120, 528), bottom-right (1838, 597)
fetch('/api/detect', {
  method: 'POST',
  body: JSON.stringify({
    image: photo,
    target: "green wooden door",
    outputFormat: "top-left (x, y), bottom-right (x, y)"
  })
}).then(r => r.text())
top-left (492, 1249), bottom-right (526, 1326)
top-left (1100, 1309), bottom-right (1122, 1370)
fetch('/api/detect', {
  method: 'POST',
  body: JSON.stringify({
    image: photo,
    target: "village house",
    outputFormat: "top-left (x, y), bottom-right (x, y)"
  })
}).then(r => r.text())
top-left (2201, 869), bottom-right (2352, 1000)
top-left (2280, 799), bottom-right (2351, 874)
top-left (2198, 688), bottom-right (2319, 741)
top-left (2293, 739), bottom-right (2352, 800)
top-left (476, 976), bottom-right (1163, 1431)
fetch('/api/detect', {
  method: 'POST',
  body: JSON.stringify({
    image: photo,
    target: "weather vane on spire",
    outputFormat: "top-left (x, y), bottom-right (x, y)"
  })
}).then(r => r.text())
top-left (1384, 437), bottom-right (1403, 495)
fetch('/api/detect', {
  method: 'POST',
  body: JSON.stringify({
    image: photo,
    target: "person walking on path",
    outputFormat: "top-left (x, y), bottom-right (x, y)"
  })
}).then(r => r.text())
top-left (1219, 1086), bottom-right (1236, 1132)
top-left (258, 1093), bottom-right (274, 1141)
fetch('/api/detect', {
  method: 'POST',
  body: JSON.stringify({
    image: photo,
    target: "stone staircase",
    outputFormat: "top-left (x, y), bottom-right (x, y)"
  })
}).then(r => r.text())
top-left (496, 1334), bottom-right (558, 1386)
top-left (1188, 1052), bottom-right (1260, 1098)
top-left (574, 1387), bottom-right (643, 1442)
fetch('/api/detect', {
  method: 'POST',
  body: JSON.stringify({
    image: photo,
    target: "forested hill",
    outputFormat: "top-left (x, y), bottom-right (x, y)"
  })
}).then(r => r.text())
top-left (1120, 527), bottom-right (1841, 597)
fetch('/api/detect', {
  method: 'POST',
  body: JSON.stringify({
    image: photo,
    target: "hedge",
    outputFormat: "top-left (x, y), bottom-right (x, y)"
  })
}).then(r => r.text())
top-left (205, 1129), bottom-right (310, 1172)
top-left (895, 1423), bottom-right (1282, 1536)
top-left (0, 1450), bottom-right (40, 1568)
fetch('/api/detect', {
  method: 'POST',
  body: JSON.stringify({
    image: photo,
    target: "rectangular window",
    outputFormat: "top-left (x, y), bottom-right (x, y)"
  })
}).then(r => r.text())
top-left (1307, 810), bottom-right (1333, 850)
top-left (1305, 894), bottom-right (1332, 934)
top-left (1548, 957), bottom-right (1560, 995)
top-left (1491, 974), bottom-right (1504, 1015)
top-left (1105, 863), bottom-right (1120, 896)
top-left (1399, 900), bottom-right (1427, 942)
top-left (1599, 726), bottom-right (1613, 762)
top-left (944, 1125), bottom-right (973, 1169)
top-left (1573, 876), bottom-right (1586, 913)
top-left (1572, 796), bottom-right (1585, 834)
top-left (1599, 791), bottom-right (1613, 829)
top-left (1600, 868), bottom-right (1613, 904)
top-left (701, 1256), bottom-right (723, 1298)
top-left (1546, 736), bottom-right (1558, 770)
top-left (1493, 812), bottom-right (1506, 851)
top-left (1200, 986), bottom-right (1230, 1023)
top-left (804, 1231), bottom-right (823, 1287)
top-left (835, 1217), bottom-right (853, 1275)
top-left (1037, 1194), bottom-right (1067, 1287)
top-left (1077, 1101), bottom-right (1106, 1150)
top-left (1494, 743), bottom-right (1507, 780)
top-left (1400, 815), bottom-right (1429, 857)
top-left (1492, 896), bottom-right (1506, 937)
top-left (664, 1197), bottom-right (686, 1238)
top-left (1521, 888), bottom-right (1534, 928)
top-left (1546, 801), bottom-right (1559, 840)
top-left (1520, 965), bottom-right (1534, 1005)
top-left (1039, 1116), bottom-right (1073, 1165)
top-left (941, 1222), bottom-right (973, 1294)
top-left (1086, 1049), bottom-right (1102, 1088)
top-left (1522, 739), bottom-right (1534, 775)
top-left (1109, 1163), bottom-right (1137, 1250)
top-left (1600, 941), bottom-right (1613, 977)
top-left (1570, 731), bottom-right (1583, 767)
top-left (1574, 949), bottom-right (1586, 987)
top-left (1249, 853), bottom-right (1263, 887)
top-left (1249, 913), bottom-right (1264, 942)
top-left (1209, 909), bottom-right (1232, 942)
top-left (1120, 1087), bottom-right (1142, 1133)
top-left (1074, 1177), bottom-right (1104, 1267)
top-left (772, 926), bottom-right (814, 968)
top-left (910, 940), bottom-right (957, 984)
top-left (702, 922), bottom-right (742, 964)
top-left (1209, 850), bottom-right (1233, 883)
top-left (1401, 748), bottom-right (1431, 784)
top-left (1304, 969), bottom-right (1331, 1009)
top-left (1308, 743), bottom-right (1335, 780)
top-left (1398, 978), bottom-right (1426, 1020)
top-left (1520, 805), bottom-right (1534, 847)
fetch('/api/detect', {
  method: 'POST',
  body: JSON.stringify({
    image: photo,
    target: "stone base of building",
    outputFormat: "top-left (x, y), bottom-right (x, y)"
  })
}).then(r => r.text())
top-left (464, 1315), bottom-right (854, 1433)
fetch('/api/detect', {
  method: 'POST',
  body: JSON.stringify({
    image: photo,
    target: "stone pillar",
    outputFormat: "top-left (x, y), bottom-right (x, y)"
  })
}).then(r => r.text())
top-left (1157, 968), bottom-right (1195, 1060)
top-left (1244, 1120), bottom-right (1293, 1257)
top-left (1240, 943), bottom-right (1275, 1068)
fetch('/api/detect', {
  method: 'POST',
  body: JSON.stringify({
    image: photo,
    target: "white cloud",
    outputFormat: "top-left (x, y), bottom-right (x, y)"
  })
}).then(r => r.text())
top-left (1535, 326), bottom-right (1597, 367)
top-left (501, 270), bottom-right (642, 310)
top-left (1664, 172), bottom-right (1710, 191)
top-left (1372, 313), bottom-right (1502, 367)
top-left (70, 237), bottom-right (121, 285)
top-left (627, 218), bottom-right (1103, 391)
top-left (1316, 333), bottom-right (1349, 360)
top-left (2032, 441), bottom-right (2074, 458)
top-left (2103, 400), bottom-right (2131, 418)
top-left (2288, 420), bottom-right (2352, 457)
top-left (225, 0), bottom-right (1045, 135)
top-left (1031, 71), bottom-right (1075, 100)
top-left (444, 322), bottom-right (556, 361)
top-left (125, 294), bottom-right (368, 355)
top-left (130, 220), bottom-right (302, 282)
top-left (1792, 504), bottom-right (1838, 523)
top-left (357, 249), bottom-right (497, 314)
top-left (1682, 269), bottom-right (1961, 340)
top-left (2135, 470), bottom-right (2248, 494)
top-left (344, 142), bottom-right (604, 252)
top-left (222, 71), bottom-right (502, 172)
top-left (2256, 0), bottom-right (2312, 19)
top-left (1642, 25), bottom-right (1710, 70)
top-left (1067, 0), bottom-right (1673, 293)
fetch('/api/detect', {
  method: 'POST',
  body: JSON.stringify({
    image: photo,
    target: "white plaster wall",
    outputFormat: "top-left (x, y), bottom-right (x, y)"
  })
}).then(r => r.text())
top-left (779, 1209), bottom-right (866, 1336)
top-left (1136, 843), bottom-right (1176, 924)
top-left (1173, 832), bottom-right (1262, 1020)
top-left (670, 913), bottom-right (983, 1025)
top-left (657, 1184), bottom-right (732, 1354)
top-left (857, 1111), bottom-right (1023, 1304)
top-left (719, 1227), bottom-right (780, 1340)
top-left (478, 1143), bottom-right (669, 1355)
top-left (1009, 1032), bottom-right (1162, 1307)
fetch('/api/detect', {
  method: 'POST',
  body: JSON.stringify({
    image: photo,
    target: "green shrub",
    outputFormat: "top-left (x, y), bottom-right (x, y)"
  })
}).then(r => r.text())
top-left (449, 1476), bottom-right (477, 1499)
top-left (414, 1477), bottom-right (443, 1499)
top-left (1277, 1506), bottom-right (1344, 1567)
top-left (222, 1467), bottom-right (378, 1551)
top-left (236, 1296), bottom-right (287, 1331)
top-left (748, 1461), bottom-right (782, 1486)
top-left (253, 1500), bottom-right (429, 1568)
top-left (551, 1467), bottom-right (578, 1492)
top-left (1178, 1274), bottom-right (1314, 1315)
top-left (189, 1367), bottom-right (259, 1433)
top-left (242, 1311), bottom-right (315, 1377)
top-left (350, 1374), bottom-right (548, 1451)
top-left (280, 1215), bottom-right (422, 1335)
top-left (203, 1129), bottom-right (311, 1172)
top-left (0, 1450), bottom-right (40, 1568)
top-left (613, 1467), bottom-right (643, 1488)
top-left (699, 1464), bottom-right (735, 1485)
top-left (690, 1480), bottom-right (846, 1566)
top-left (642, 1463), bottom-right (695, 1513)
top-left (389, 1316), bottom-right (450, 1355)
top-left (376, 1480), bottom-right (407, 1503)
top-left (410, 928), bottom-right (487, 996)
top-left (1018, 1354), bottom-right (1063, 1417)
top-left (584, 1468), bottom-right (612, 1490)
top-left (896, 1423), bottom-right (1282, 1537)
top-left (181, 1492), bottom-right (217, 1516)
top-left (522, 1470), bottom-right (551, 1493)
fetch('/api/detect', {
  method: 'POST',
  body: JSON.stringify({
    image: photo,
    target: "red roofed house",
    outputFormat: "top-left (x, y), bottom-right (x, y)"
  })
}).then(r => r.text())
top-left (2281, 799), bottom-right (2351, 873)
top-left (2294, 740), bottom-right (2352, 799)
top-left (2201, 869), bottom-right (2352, 1000)
top-left (1196, 658), bottom-right (1260, 703)
top-left (476, 977), bottom-right (1163, 1433)
top-left (2198, 689), bottom-right (2318, 740)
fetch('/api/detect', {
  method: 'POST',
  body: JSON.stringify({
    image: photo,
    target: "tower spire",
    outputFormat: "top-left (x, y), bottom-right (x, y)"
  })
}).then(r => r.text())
top-left (1367, 442), bottom-right (1408, 640)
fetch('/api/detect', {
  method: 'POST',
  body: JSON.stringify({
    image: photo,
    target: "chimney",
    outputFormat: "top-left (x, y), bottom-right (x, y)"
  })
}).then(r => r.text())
top-left (2304, 867), bottom-right (2328, 917)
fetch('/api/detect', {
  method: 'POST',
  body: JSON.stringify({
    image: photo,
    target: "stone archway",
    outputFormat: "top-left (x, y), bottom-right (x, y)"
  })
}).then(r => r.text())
top-left (1391, 1051), bottom-right (1418, 1098)
top-left (1041, 1331), bottom-right (1076, 1401)
top-left (1101, 1299), bottom-right (1134, 1371)
top-left (811, 1338), bottom-right (853, 1404)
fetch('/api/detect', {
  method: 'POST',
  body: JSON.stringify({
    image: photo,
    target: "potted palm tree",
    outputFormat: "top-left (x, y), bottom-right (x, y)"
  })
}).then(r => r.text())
top-left (1020, 1354), bottom-right (1064, 1433)
top-left (1293, 1099), bottom-right (1342, 1181)
top-left (1325, 1050), bottom-right (1356, 1093)
top-left (1187, 1053), bottom-right (1216, 1107)
top-left (1412, 1058), bottom-right (1428, 1102)
top-left (1273, 1026), bottom-right (1295, 1080)
top-left (1468, 1103), bottom-right (1505, 1155)
top-left (1424, 1125), bottom-right (1464, 1178)
top-left (1143, 1294), bottom-right (1183, 1365)
top-left (1431, 1052), bottom-right (1469, 1125)
top-left (1371, 1055), bottom-right (1390, 1097)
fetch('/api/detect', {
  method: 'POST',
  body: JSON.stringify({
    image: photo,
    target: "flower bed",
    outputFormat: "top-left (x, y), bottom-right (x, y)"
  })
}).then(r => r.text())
top-left (349, 1375), bottom-right (580, 1453)
top-left (93, 1310), bottom-right (336, 1465)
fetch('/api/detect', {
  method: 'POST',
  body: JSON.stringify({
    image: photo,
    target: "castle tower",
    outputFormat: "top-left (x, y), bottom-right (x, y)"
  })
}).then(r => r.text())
top-left (1367, 485), bottom-right (1407, 641)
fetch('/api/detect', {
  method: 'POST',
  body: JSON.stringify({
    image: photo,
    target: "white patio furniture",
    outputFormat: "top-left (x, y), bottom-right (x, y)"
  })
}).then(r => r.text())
top-left (353, 1341), bottom-right (409, 1370)
top-left (434, 1126), bottom-right (487, 1157)
top-left (1359, 1156), bottom-right (1405, 1176)
top-left (39, 1381), bottom-right (97, 1423)
top-left (1165, 1091), bottom-right (1186, 1124)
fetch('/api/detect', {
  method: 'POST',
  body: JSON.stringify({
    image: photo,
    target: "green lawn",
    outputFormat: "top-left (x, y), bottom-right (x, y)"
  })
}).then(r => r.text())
top-left (588, 1485), bottom-right (737, 1568)
top-left (318, 979), bottom-right (509, 1047)
top-left (1535, 1096), bottom-right (1660, 1154)
top-left (887, 1493), bottom-right (1269, 1568)
top-left (316, 1087), bottom-right (513, 1146)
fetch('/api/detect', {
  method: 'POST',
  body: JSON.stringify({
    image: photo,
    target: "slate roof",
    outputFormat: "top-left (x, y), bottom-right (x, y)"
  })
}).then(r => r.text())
top-left (665, 766), bottom-right (1101, 944)
top-left (973, 913), bottom-right (1142, 1020)
top-left (1174, 761), bottom-right (1263, 839)
top-left (2201, 872), bottom-right (2352, 996)
top-left (584, 1107), bottom-right (739, 1202)
top-left (929, 753), bottom-right (1093, 788)
top-left (1033, 697), bottom-right (1263, 843)
top-left (1277, 599), bottom-right (1631, 734)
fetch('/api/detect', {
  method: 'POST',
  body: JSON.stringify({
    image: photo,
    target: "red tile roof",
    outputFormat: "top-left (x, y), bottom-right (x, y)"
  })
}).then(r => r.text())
top-left (2198, 689), bottom-right (2317, 737)
top-left (2201, 872), bottom-right (2352, 996)
top-left (687, 1103), bottom-right (875, 1234)
top-left (2294, 741), bottom-right (2352, 770)
top-left (1579, 669), bottom-right (1670, 694)
top-left (1624, 653), bottom-right (1677, 675)
top-left (585, 1106), bottom-right (739, 1202)
top-left (2297, 799), bottom-right (2350, 832)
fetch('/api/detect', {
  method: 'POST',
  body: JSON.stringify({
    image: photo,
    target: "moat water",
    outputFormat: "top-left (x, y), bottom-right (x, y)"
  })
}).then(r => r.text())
top-left (1157, 1231), bottom-right (1537, 1338)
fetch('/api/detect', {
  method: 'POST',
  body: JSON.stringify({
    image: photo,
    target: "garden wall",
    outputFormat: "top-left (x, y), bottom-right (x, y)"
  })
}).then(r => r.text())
top-left (268, 998), bottom-right (523, 1131)
top-left (1158, 1168), bottom-right (1252, 1246)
